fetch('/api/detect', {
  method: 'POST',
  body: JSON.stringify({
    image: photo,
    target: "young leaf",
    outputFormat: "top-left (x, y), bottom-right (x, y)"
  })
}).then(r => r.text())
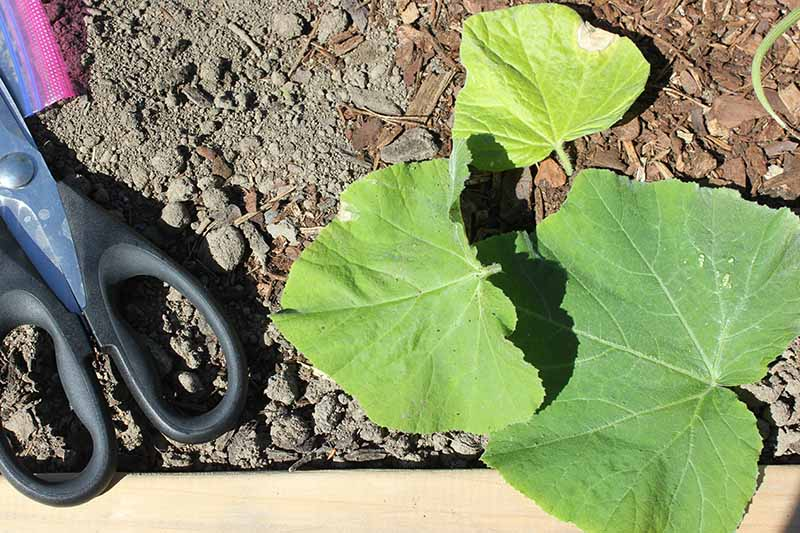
top-left (483, 170), bottom-right (800, 533)
top-left (453, 4), bottom-right (649, 174)
top-left (272, 141), bottom-right (544, 434)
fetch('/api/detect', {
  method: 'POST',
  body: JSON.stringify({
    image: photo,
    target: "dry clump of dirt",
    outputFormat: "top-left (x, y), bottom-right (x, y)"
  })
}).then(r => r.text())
top-left (1, 0), bottom-right (799, 475)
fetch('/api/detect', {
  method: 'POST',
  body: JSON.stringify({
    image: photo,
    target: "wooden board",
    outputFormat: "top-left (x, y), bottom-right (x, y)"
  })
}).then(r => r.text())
top-left (0, 466), bottom-right (798, 532)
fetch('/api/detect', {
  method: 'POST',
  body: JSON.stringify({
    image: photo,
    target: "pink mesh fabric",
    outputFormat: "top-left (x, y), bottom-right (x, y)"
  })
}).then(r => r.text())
top-left (8, 0), bottom-right (74, 112)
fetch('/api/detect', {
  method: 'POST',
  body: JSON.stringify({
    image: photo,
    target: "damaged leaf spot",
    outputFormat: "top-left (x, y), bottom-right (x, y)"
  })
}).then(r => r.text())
top-left (336, 201), bottom-right (358, 222)
top-left (576, 21), bottom-right (617, 52)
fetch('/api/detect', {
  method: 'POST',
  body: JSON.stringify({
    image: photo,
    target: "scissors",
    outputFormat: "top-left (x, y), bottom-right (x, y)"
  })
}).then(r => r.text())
top-left (0, 77), bottom-right (248, 506)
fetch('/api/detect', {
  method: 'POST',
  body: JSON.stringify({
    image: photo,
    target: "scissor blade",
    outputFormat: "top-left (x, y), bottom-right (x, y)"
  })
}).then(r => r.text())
top-left (0, 77), bottom-right (86, 314)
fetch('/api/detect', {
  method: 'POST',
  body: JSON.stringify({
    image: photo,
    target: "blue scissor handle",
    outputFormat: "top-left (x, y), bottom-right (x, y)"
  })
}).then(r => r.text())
top-left (0, 219), bottom-right (116, 506)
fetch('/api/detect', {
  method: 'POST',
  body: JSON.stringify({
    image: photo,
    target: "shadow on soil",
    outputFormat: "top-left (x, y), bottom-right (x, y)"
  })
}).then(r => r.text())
top-left (0, 114), bottom-right (266, 477)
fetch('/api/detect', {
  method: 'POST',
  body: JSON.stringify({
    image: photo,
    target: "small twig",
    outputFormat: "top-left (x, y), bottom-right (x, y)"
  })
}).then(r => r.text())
top-left (429, 0), bottom-right (440, 25)
top-left (299, 226), bottom-right (324, 235)
top-left (663, 87), bottom-right (710, 110)
top-left (288, 20), bottom-right (321, 79)
top-left (342, 104), bottom-right (428, 127)
top-left (288, 450), bottom-right (327, 472)
top-left (265, 271), bottom-right (288, 282)
top-left (267, 185), bottom-right (296, 205)
top-left (422, 25), bottom-right (459, 71)
top-left (333, 147), bottom-right (373, 169)
top-left (654, 161), bottom-right (674, 180)
top-left (622, 140), bottom-right (641, 173)
top-left (309, 42), bottom-right (341, 67)
top-left (232, 211), bottom-right (261, 226)
top-left (703, 135), bottom-right (733, 152)
top-left (159, 7), bottom-right (176, 23)
top-left (227, 21), bottom-right (262, 57)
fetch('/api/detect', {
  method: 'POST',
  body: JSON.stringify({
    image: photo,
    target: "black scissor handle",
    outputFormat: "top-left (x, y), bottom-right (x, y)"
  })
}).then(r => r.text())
top-left (57, 182), bottom-right (248, 443)
top-left (0, 225), bottom-right (116, 506)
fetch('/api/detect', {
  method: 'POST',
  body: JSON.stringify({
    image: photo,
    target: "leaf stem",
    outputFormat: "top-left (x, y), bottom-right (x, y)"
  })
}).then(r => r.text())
top-left (481, 263), bottom-right (502, 277)
top-left (554, 143), bottom-right (574, 176)
top-left (752, 7), bottom-right (800, 139)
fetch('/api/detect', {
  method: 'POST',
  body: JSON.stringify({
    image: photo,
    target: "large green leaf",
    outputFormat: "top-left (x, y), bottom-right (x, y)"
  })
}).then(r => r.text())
top-left (482, 170), bottom-right (800, 533)
top-left (453, 4), bottom-right (650, 172)
top-left (272, 141), bottom-right (543, 434)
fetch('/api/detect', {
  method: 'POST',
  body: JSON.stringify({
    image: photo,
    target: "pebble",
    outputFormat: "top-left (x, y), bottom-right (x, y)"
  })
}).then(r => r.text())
top-left (238, 136), bottom-right (261, 153)
top-left (265, 365), bottom-right (302, 405)
top-left (170, 336), bottom-right (200, 369)
top-left (272, 13), bottom-right (304, 40)
top-left (199, 119), bottom-right (219, 134)
top-left (271, 71), bottom-right (288, 86)
top-left (166, 64), bottom-right (194, 87)
top-left (266, 219), bottom-right (299, 245)
top-left (211, 155), bottom-right (234, 178)
top-left (348, 87), bottom-right (401, 115)
top-left (318, 8), bottom-right (349, 44)
top-left (199, 58), bottom-right (223, 87)
top-left (183, 86), bottom-right (212, 107)
top-left (197, 175), bottom-right (222, 191)
top-left (343, 449), bottom-right (387, 462)
top-left (227, 422), bottom-right (263, 468)
top-left (358, 420), bottom-right (386, 444)
top-left (202, 187), bottom-right (229, 211)
top-left (270, 414), bottom-right (313, 451)
top-left (161, 202), bottom-right (191, 229)
top-left (213, 94), bottom-right (237, 111)
top-left (313, 393), bottom-right (346, 434)
top-left (129, 165), bottom-right (149, 189)
top-left (304, 375), bottom-right (338, 403)
top-left (380, 128), bottom-right (439, 163)
top-left (240, 222), bottom-right (270, 267)
top-left (177, 371), bottom-right (204, 394)
top-left (150, 148), bottom-right (185, 177)
top-left (5, 409), bottom-right (36, 441)
top-left (340, 0), bottom-right (368, 32)
top-left (449, 433), bottom-right (484, 456)
top-left (204, 225), bottom-right (246, 272)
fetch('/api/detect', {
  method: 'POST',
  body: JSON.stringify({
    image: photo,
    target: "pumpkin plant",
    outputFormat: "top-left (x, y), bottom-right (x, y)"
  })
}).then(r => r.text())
top-left (273, 4), bottom-right (800, 532)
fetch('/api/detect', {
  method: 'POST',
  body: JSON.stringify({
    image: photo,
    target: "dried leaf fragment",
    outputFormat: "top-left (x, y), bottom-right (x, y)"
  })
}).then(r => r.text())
top-left (534, 159), bottom-right (567, 188)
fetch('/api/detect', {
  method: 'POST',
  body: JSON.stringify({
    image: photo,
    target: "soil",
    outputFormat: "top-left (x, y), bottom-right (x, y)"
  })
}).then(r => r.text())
top-left (1, 0), bottom-right (799, 476)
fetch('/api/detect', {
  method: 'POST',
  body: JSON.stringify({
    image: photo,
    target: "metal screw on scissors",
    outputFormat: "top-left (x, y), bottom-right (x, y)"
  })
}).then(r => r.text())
top-left (0, 77), bottom-right (248, 506)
